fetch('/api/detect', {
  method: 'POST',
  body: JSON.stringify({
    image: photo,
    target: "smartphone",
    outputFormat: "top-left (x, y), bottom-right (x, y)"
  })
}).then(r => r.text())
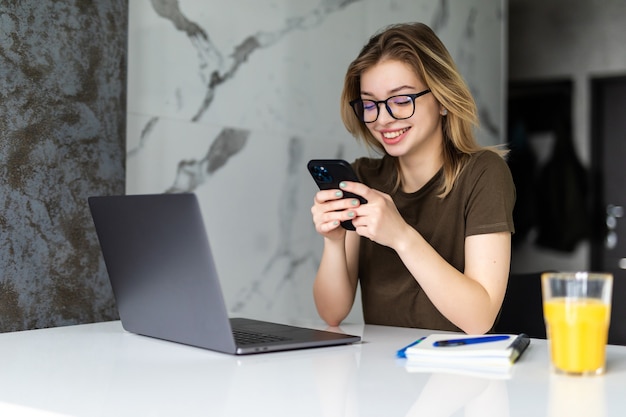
top-left (307, 159), bottom-right (367, 231)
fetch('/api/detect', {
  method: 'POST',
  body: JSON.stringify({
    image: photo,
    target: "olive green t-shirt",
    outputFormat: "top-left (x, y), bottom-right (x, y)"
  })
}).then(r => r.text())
top-left (352, 151), bottom-right (515, 331)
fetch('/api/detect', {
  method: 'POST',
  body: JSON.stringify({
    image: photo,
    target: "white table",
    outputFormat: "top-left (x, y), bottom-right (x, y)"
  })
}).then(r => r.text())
top-left (1, 320), bottom-right (625, 416)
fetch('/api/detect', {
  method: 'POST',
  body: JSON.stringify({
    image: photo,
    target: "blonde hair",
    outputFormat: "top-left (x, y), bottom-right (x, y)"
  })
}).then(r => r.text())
top-left (340, 22), bottom-right (505, 198)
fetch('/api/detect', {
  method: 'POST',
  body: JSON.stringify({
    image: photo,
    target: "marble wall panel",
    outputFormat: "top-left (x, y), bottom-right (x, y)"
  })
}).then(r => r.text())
top-left (128, 0), bottom-right (506, 324)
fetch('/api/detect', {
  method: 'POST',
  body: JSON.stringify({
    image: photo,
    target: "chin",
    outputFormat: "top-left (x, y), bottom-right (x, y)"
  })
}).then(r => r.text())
top-left (381, 144), bottom-right (408, 157)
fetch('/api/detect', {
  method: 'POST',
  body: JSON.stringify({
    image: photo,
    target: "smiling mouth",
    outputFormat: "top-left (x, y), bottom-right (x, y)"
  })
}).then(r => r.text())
top-left (382, 127), bottom-right (410, 140)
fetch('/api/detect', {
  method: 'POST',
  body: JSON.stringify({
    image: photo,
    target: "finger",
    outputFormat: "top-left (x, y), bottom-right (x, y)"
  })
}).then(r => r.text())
top-left (350, 217), bottom-right (369, 238)
top-left (314, 206), bottom-right (348, 227)
top-left (314, 198), bottom-right (362, 215)
top-left (330, 207), bottom-right (359, 226)
top-left (317, 218), bottom-right (345, 235)
top-left (314, 189), bottom-right (345, 204)
top-left (324, 220), bottom-right (342, 233)
top-left (339, 181), bottom-right (372, 200)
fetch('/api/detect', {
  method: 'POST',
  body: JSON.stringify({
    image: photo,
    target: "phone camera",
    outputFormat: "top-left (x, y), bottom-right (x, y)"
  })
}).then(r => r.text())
top-left (312, 165), bottom-right (333, 184)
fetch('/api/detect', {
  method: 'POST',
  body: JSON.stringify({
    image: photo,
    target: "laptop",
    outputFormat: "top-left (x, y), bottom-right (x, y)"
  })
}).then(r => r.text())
top-left (88, 193), bottom-right (361, 354)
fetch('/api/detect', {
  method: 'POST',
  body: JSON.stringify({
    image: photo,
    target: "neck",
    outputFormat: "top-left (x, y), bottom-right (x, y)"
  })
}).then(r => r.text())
top-left (397, 148), bottom-right (444, 193)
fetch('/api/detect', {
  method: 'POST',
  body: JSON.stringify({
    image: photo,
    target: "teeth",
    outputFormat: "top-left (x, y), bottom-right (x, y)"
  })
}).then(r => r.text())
top-left (382, 127), bottom-right (409, 139)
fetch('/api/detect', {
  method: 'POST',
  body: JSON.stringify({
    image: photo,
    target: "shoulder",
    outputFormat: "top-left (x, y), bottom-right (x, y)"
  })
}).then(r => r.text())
top-left (456, 149), bottom-right (515, 201)
top-left (463, 149), bottom-right (512, 179)
top-left (458, 150), bottom-right (516, 235)
top-left (469, 149), bottom-right (508, 168)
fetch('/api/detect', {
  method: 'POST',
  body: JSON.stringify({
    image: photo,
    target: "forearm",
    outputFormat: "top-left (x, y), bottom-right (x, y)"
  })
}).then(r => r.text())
top-left (313, 237), bottom-right (358, 326)
top-left (393, 228), bottom-right (509, 334)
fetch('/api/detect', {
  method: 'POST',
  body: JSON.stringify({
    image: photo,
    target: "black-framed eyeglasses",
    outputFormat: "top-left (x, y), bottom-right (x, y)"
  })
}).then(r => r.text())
top-left (349, 89), bottom-right (431, 123)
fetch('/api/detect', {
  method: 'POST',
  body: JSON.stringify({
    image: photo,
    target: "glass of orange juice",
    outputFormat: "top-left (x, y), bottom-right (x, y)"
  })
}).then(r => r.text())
top-left (541, 272), bottom-right (613, 376)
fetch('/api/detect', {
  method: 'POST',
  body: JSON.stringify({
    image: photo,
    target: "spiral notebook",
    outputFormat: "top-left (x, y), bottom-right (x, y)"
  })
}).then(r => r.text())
top-left (403, 333), bottom-right (530, 377)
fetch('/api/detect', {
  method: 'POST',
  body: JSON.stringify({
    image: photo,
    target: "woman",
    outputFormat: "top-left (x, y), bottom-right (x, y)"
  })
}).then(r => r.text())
top-left (310, 22), bottom-right (515, 334)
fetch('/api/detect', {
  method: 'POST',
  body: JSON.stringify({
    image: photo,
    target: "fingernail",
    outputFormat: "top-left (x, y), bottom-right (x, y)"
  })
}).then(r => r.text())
top-left (339, 182), bottom-right (347, 188)
top-left (335, 190), bottom-right (343, 197)
top-left (332, 220), bottom-right (339, 226)
top-left (351, 199), bottom-right (359, 206)
top-left (347, 211), bottom-right (355, 218)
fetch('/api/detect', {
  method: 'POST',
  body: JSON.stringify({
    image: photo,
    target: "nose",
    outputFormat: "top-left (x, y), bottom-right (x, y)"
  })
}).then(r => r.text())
top-left (375, 103), bottom-right (395, 124)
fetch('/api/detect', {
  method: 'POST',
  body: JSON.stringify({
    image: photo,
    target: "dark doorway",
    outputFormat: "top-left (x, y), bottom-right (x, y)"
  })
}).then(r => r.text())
top-left (507, 80), bottom-right (590, 253)
top-left (590, 75), bottom-right (626, 345)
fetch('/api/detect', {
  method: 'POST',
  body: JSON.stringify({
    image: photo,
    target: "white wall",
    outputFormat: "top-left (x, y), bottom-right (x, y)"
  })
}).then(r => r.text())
top-left (508, 0), bottom-right (626, 274)
top-left (127, 0), bottom-right (506, 324)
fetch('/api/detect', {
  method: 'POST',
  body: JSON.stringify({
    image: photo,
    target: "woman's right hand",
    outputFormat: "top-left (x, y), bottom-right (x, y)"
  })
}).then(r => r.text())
top-left (310, 185), bottom-right (362, 240)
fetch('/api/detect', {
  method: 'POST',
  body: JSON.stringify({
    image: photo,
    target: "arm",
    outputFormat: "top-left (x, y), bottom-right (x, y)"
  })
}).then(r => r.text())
top-left (310, 189), bottom-right (363, 326)
top-left (313, 231), bottom-right (360, 326)
top-left (394, 229), bottom-right (510, 334)
top-left (342, 181), bottom-right (510, 334)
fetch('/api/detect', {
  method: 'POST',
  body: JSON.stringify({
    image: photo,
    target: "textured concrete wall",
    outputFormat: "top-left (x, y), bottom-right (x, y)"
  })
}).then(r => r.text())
top-left (0, 1), bottom-right (126, 332)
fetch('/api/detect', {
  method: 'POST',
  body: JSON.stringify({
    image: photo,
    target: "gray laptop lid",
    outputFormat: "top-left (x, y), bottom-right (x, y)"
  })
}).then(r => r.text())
top-left (88, 193), bottom-right (360, 354)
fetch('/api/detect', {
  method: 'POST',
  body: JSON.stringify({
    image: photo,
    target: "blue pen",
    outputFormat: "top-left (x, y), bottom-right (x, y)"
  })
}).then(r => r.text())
top-left (396, 336), bottom-right (426, 358)
top-left (433, 335), bottom-right (510, 347)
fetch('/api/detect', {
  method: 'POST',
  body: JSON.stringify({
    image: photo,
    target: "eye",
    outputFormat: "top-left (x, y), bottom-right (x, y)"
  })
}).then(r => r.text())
top-left (390, 96), bottom-right (412, 106)
top-left (362, 100), bottom-right (377, 111)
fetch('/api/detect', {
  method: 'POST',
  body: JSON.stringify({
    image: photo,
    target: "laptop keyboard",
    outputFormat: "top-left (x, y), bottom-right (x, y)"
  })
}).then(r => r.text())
top-left (233, 329), bottom-right (290, 345)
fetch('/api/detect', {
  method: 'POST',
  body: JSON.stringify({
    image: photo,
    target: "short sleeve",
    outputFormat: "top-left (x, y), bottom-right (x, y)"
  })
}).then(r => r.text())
top-left (462, 151), bottom-right (516, 237)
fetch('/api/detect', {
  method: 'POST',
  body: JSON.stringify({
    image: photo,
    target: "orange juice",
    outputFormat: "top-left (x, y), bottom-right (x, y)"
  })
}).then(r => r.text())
top-left (543, 298), bottom-right (610, 374)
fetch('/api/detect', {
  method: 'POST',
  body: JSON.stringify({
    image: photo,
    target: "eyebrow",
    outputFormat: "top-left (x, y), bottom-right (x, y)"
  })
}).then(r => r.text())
top-left (360, 85), bottom-right (417, 98)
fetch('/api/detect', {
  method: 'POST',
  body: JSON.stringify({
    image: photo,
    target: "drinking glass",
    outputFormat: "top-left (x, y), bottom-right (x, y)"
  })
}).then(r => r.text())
top-left (542, 272), bottom-right (613, 375)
